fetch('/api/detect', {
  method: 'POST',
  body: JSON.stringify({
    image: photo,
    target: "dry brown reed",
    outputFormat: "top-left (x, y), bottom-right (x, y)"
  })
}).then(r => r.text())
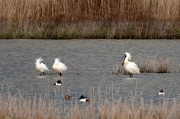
top-left (0, 80), bottom-right (179, 119)
top-left (138, 59), bottom-right (169, 73)
top-left (0, 93), bottom-right (60, 119)
top-left (0, 92), bottom-right (180, 119)
top-left (177, 63), bottom-right (180, 73)
top-left (112, 63), bottom-right (122, 75)
top-left (1, 0), bottom-right (180, 38)
top-left (1, 0), bottom-right (180, 23)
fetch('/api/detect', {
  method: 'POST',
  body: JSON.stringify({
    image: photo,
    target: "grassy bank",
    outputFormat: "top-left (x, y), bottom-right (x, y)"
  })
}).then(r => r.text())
top-left (1, 21), bottom-right (180, 39)
top-left (1, 0), bottom-right (180, 39)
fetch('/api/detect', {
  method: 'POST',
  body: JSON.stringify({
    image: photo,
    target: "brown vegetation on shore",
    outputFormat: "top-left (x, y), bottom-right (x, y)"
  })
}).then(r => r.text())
top-left (1, 0), bottom-right (180, 23)
top-left (1, 0), bottom-right (180, 39)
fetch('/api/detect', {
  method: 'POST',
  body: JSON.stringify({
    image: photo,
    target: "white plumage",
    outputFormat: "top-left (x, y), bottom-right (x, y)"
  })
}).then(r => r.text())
top-left (35, 57), bottom-right (49, 75)
top-left (52, 58), bottom-right (67, 76)
top-left (122, 52), bottom-right (140, 77)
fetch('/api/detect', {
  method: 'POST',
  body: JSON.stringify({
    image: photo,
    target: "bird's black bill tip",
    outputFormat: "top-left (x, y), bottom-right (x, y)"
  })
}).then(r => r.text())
top-left (120, 56), bottom-right (125, 65)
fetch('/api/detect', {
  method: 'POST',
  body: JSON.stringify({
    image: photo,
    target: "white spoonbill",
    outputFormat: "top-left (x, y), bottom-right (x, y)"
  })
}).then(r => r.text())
top-left (122, 52), bottom-right (140, 77)
top-left (35, 57), bottom-right (49, 75)
top-left (52, 58), bottom-right (67, 76)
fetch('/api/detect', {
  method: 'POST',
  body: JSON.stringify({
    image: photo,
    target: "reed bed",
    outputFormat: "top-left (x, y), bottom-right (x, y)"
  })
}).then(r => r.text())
top-left (2, 21), bottom-right (180, 39)
top-left (0, 91), bottom-right (180, 119)
top-left (1, 0), bottom-right (180, 39)
top-left (1, 0), bottom-right (180, 23)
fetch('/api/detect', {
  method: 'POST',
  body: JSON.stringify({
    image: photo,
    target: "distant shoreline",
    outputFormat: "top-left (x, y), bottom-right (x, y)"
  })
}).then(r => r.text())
top-left (1, 21), bottom-right (180, 39)
top-left (1, 0), bottom-right (180, 39)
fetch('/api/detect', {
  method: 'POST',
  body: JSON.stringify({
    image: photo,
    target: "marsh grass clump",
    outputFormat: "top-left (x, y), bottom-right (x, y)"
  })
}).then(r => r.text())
top-left (112, 63), bottom-right (129, 75)
top-left (175, 63), bottom-right (180, 73)
top-left (138, 59), bottom-right (169, 73)
top-left (113, 58), bottom-right (169, 74)
top-left (139, 59), bottom-right (156, 73)
top-left (112, 63), bottom-right (122, 75)
top-left (156, 59), bottom-right (169, 73)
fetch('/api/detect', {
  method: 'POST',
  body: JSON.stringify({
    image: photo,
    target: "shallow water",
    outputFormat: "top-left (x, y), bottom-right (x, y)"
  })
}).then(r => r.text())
top-left (0, 39), bottom-right (180, 104)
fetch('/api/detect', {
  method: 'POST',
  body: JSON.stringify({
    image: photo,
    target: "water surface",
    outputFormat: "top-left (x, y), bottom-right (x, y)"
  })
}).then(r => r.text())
top-left (0, 39), bottom-right (180, 104)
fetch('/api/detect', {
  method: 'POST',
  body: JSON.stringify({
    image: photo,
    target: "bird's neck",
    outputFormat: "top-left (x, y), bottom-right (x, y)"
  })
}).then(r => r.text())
top-left (55, 61), bottom-right (59, 64)
top-left (124, 58), bottom-right (129, 65)
top-left (36, 61), bottom-right (40, 65)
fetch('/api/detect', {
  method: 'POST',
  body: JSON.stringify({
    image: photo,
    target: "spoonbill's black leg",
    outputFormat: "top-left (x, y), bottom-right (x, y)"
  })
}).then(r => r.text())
top-left (59, 72), bottom-right (62, 77)
top-left (130, 73), bottom-right (133, 78)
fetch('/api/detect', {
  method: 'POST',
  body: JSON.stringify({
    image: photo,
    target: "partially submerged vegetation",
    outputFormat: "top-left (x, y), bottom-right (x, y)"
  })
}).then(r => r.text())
top-left (1, 0), bottom-right (180, 39)
top-left (112, 58), bottom-right (170, 74)
top-left (0, 90), bottom-right (179, 119)
top-left (139, 59), bottom-right (169, 73)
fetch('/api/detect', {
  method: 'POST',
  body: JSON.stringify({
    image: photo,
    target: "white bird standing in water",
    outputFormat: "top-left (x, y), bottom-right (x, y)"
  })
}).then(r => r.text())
top-left (35, 58), bottom-right (49, 75)
top-left (121, 52), bottom-right (140, 77)
top-left (52, 58), bottom-right (67, 76)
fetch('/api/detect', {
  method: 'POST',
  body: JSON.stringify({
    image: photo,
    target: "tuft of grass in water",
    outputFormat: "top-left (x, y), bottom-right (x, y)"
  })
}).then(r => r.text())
top-left (139, 59), bottom-right (156, 73)
top-left (113, 58), bottom-right (170, 74)
top-left (112, 63), bottom-right (122, 75)
top-left (156, 59), bottom-right (169, 73)
top-left (138, 59), bottom-right (169, 73)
